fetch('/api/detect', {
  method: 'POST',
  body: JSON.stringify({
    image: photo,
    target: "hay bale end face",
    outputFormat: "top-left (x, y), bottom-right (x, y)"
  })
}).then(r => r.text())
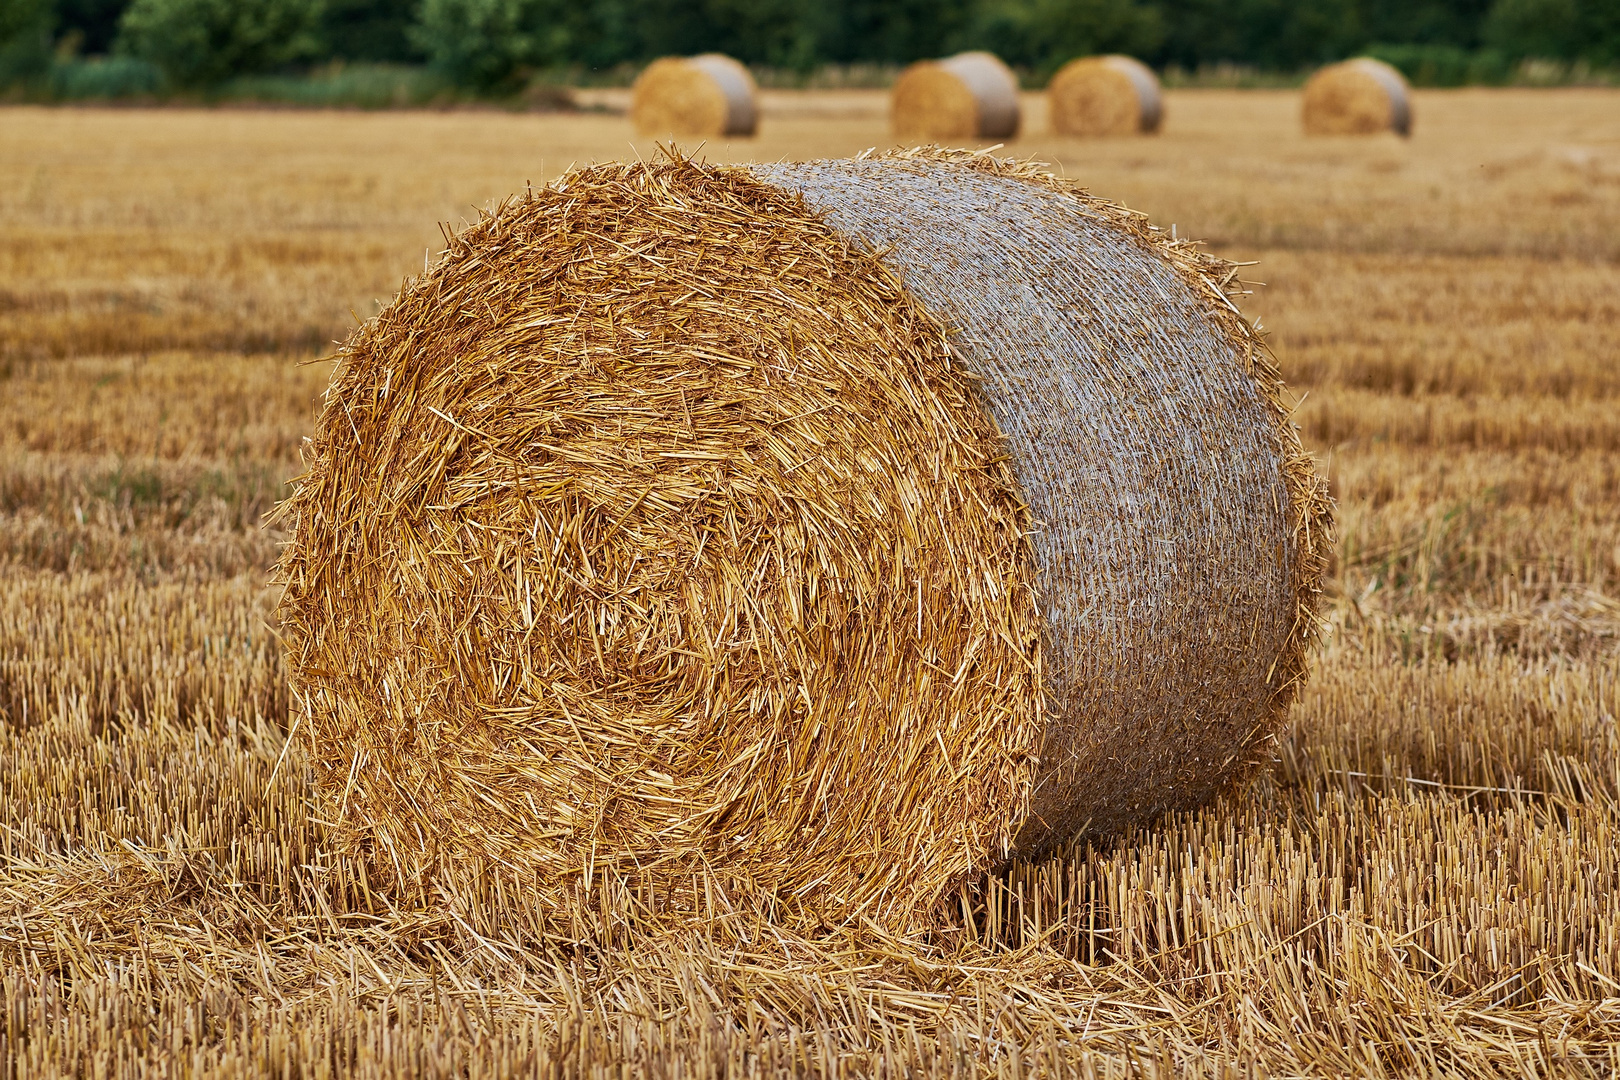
top-left (891, 52), bottom-right (1020, 140)
top-left (1048, 55), bottom-right (1162, 136)
top-left (631, 54), bottom-right (758, 137)
top-left (277, 151), bottom-right (1331, 931)
top-left (1303, 58), bottom-right (1412, 136)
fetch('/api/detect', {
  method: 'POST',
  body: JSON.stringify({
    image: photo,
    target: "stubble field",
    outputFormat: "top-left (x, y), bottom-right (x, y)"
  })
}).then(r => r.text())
top-left (1, 89), bottom-right (1618, 1077)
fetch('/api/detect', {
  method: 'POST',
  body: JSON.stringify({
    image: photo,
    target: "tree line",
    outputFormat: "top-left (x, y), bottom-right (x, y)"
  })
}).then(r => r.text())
top-left (3, 0), bottom-right (1617, 93)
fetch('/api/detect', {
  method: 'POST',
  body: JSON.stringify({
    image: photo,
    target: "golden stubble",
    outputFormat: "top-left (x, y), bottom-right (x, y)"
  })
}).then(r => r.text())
top-left (0, 91), bottom-right (1618, 1074)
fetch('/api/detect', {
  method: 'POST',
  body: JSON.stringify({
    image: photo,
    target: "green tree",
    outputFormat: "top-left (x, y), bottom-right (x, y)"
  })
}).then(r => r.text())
top-left (685, 0), bottom-right (819, 69)
top-left (1358, 0), bottom-right (1492, 48)
top-left (563, 0), bottom-right (829, 71)
top-left (0, 0), bottom-right (55, 85)
top-left (55, 0), bottom-right (135, 54)
top-left (410, 0), bottom-right (575, 90)
top-left (323, 0), bottom-right (417, 62)
top-left (1154, 0), bottom-right (1362, 70)
top-left (810, 0), bottom-right (977, 64)
top-left (1483, 0), bottom-right (1577, 57)
top-left (966, 0), bottom-right (1164, 76)
top-left (116, 0), bottom-right (325, 86)
top-left (0, 0), bottom-right (52, 41)
top-left (1583, 0), bottom-right (1620, 66)
top-left (1483, 0), bottom-right (1620, 64)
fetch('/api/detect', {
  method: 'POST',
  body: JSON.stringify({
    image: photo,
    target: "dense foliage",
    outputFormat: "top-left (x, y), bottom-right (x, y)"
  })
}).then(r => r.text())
top-left (116, 0), bottom-right (325, 86)
top-left (0, 0), bottom-right (55, 84)
top-left (1, 0), bottom-right (1616, 90)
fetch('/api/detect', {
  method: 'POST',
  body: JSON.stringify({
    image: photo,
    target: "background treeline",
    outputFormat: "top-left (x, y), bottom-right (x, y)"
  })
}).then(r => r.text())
top-left (2, 0), bottom-right (1618, 99)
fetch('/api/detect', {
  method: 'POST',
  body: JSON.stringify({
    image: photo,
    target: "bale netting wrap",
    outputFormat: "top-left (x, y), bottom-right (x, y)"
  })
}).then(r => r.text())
top-left (1048, 55), bottom-right (1163, 136)
top-left (276, 151), bottom-right (1332, 931)
top-left (631, 53), bottom-right (758, 137)
top-left (1302, 58), bottom-right (1412, 137)
top-left (755, 151), bottom-right (1331, 849)
top-left (891, 52), bottom-right (1020, 140)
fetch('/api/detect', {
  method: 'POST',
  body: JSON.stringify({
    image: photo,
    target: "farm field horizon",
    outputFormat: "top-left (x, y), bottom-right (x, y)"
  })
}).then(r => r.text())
top-left (2, 88), bottom-right (1619, 1076)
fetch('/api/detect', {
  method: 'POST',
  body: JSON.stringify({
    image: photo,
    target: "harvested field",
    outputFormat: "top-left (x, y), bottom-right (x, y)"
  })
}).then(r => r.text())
top-left (1, 89), bottom-right (1619, 1076)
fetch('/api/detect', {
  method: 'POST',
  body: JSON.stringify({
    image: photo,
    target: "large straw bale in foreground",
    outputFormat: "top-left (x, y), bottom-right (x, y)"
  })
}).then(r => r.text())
top-left (1303, 58), bottom-right (1412, 136)
top-left (891, 52), bottom-right (1020, 139)
top-left (277, 151), bottom-right (1331, 930)
top-left (631, 54), bottom-right (757, 137)
top-left (1049, 55), bottom-right (1162, 136)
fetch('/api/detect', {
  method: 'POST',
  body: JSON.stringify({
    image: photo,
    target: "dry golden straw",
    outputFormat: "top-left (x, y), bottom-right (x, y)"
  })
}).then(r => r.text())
top-left (275, 149), bottom-right (1331, 932)
top-left (891, 53), bottom-right (1020, 139)
top-left (630, 54), bottom-right (758, 137)
top-left (1303, 57), bottom-right (1413, 136)
top-left (1048, 55), bottom-right (1163, 136)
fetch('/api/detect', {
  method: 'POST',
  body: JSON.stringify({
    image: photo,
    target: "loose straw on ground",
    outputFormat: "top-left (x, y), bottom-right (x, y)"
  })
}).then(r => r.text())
top-left (631, 54), bottom-right (758, 137)
top-left (275, 149), bottom-right (1332, 935)
top-left (1303, 58), bottom-right (1412, 136)
top-left (1048, 55), bottom-right (1163, 136)
top-left (891, 53), bottom-right (1020, 139)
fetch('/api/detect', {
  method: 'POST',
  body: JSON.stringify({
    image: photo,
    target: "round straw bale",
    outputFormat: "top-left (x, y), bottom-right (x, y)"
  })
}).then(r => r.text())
top-left (631, 53), bottom-right (758, 137)
top-left (1048, 55), bottom-right (1162, 136)
top-left (276, 151), bottom-right (1331, 931)
top-left (891, 51), bottom-right (1020, 140)
top-left (1302, 58), bottom-right (1412, 136)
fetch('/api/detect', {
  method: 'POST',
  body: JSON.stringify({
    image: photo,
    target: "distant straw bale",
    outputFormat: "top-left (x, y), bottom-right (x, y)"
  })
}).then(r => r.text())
top-left (891, 52), bottom-right (1020, 140)
top-left (631, 54), bottom-right (758, 137)
top-left (1049, 55), bottom-right (1163, 136)
top-left (1302, 58), bottom-right (1412, 136)
top-left (276, 150), bottom-right (1331, 932)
